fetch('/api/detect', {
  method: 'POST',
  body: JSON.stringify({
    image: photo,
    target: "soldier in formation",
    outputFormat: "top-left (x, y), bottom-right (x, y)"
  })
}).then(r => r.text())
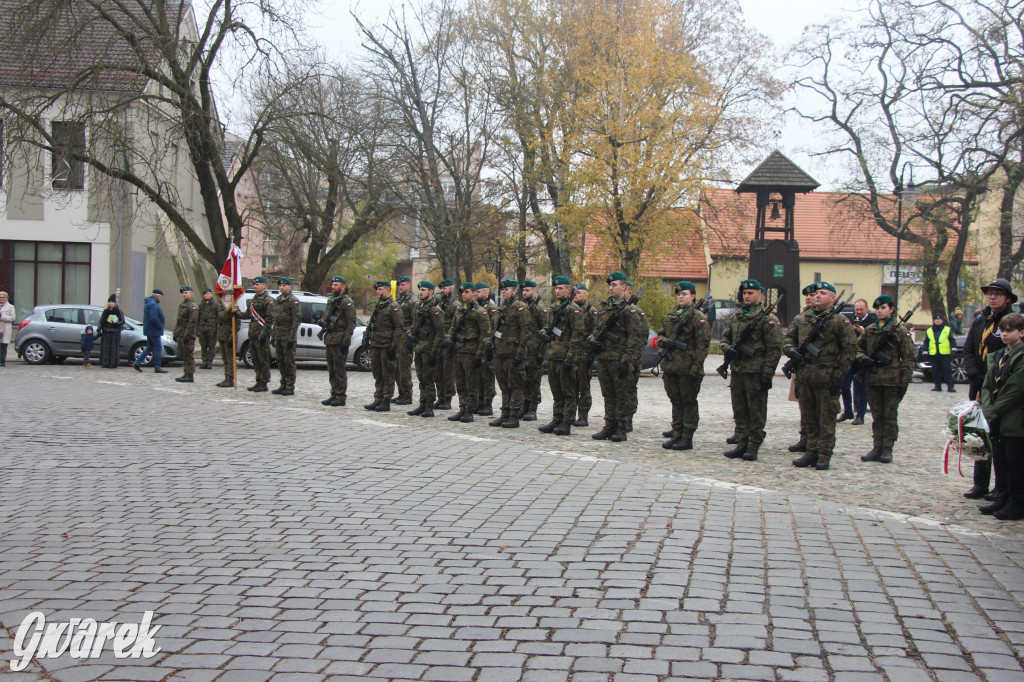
top-left (538, 276), bottom-right (587, 436)
top-left (444, 282), bottom-right (489, 422)
top-left (486, 279), bottom-right (533, 429)
top-left (236, 276), bottom-right (274, 392)
top-left (320, 276), bottom-right (357, 407)
top-left (657, 280), bottom-right (711, 451)
top-left (435, 279), bottom-right (457, 410)
top-left (364, 280), bottom-right (405, 412)
top-left (215, 298), bottom-right (240, 388)
top-left (406, 281), bottom-right (446, 418)
top-left (475, 282), bottom-right (499, 416)
top-left (271, 277), bottom-right (301, 396)
top-left (588, 272), bottom-right (644, 442)
top-left (785, 285), bottom-right (818, 453)
top-left (197, 288), bottom-right (220, 370)
top-left (174, 286), bottom-right (199, 383)
top-left (520, 281), bottom-right (546, 421)
top-left (394, 276), bottom-right (416, 406)
top-left (623, 280), bottom-right (648, 432)
top-left (572, 285), bottom-right (597, 426)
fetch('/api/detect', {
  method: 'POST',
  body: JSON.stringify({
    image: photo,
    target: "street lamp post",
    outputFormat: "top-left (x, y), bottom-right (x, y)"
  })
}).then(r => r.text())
top-left (893, 164), bottom-right (920, 310)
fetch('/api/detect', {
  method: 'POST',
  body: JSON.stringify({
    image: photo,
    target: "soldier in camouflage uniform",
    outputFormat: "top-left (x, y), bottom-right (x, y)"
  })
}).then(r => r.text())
top-left (786, 286), bottom-right (819, 453)
top-left (538, 276), bottom-right (588, 436)
top-left (720, 279), bottom-right (784, 462)
top-left (271, 277), bottom-right (302, 396)
top-left (784, 281), bottom-right (857, 471)
top-left (443, 282), bottom-right (490, 422)
top-left (215, 298), bottom-right (240, 388)
top-left (320, 276), bottom-right (357, 406)
top-left (572, 285), bottom-right (597, 426)
top-left (173, 286), bottom-right (199, 383)
top-left (236, 276), bottom-right (274, 392)
top-left (486, 280), bottom-right (533, 429)
top-left (394, 276), bottom-right (416, 405)
top-left (434, 279), bottom-right (457, 409)
top-left (624, 280), bottom-right (648, 432)
top-left (587, 272), bottom-right (645, 442)
top-left (476, 283), bottom-right (499, 416)
top-left (856, 295), bottom-right (916, 464)
top-left (197, 288), bottom-right (220, 370)
top-left (657, 281), bottom-right (711, 451)
top-left (407, 281), bottom-right (446, 418)
top-left (520, 281), bottom-right (547, 421)
top-left (364, 280), bottom-right (405, 411)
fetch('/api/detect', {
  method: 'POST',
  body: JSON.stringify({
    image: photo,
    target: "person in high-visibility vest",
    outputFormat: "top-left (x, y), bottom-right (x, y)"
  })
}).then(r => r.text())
top-left (924, 313), bottom-right (954, 392)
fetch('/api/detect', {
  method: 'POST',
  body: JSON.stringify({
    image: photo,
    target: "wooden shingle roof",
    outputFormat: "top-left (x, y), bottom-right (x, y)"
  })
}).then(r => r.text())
top-left (736, 150), bottom-right (820, 193)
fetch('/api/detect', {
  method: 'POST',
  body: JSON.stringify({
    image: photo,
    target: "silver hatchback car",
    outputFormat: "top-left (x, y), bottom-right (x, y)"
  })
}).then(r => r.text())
top-left (14, 305), bottom-right (180, 366)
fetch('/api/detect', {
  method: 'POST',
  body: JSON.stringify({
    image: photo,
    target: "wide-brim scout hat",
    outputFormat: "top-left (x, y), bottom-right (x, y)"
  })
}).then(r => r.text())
top-left (981, 278), bottom-right (1018, 303)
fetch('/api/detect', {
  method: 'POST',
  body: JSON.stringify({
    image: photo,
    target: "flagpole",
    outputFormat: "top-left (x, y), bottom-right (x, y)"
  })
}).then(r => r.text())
top-left (231, 248), bottom-right (238, 388)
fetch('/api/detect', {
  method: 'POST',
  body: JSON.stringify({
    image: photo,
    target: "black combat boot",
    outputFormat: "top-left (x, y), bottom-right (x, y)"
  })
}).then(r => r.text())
top-left (861, 441), bottom-right (883, 462)
top-left (249, 383), bottom-right (268, 392)
top-left (477, 400), bottom-right (493, 416)
top-left (741, 442), bottom-right (759, 461)
top-left (792, 451), bottom-right (819, 468)
top-left (573, 412), bottom-right (589, 427)
top-left (662, 435), bottom-right (678, 449)
top-left (538, 419), bottom-right (560, 434)
top-left (331, 398), bottom-right (346, 406)
top-left (272, 386), bottom-right (287, 394)
top-left (501, 416), bottom-right (520, 428)
top-left (322, 398), bottom-right (336, 405)
top-left (436, 399), bottom-right (452, 410)
top-left (396, 396), bottom-right (413, 405)
top-left (420, 407), bottom-right (434, 417)
top-left (815, 454), bottom-right (831, 471)
top-left (375, 402), bottom-right (390, 412)
top-left (489, 411), bottom-right (508, 427)
top-left (216, 380), bottom-right (234, 388)
top-left (592, 421), bottom-right (615, 440)
top-left (980, 493), bottom-right (1009, 515)
top-left (610, 422), bottom-right (628, 442)
top-left (724, 441), bottom-right (748, 459)
top-left (994, 497), bottom-right (1024, 521)
top-left (175, 374), bottom-right (194, 383)
top-left (662, 430), bottom-right (675, 439)
top-left (672, 435), bottom-right (693, 451)
top-left (364, 401), bottom-right (379, 410)
top-left (279, 388), bottom-right (294, 396)
top-left (407, 405), bottom-right (425, 416)
top-left (448, 409), bottom-right (465, 422)
top-left (521, 403), bottom-right (537, 421)
top-left (553, 421), bottom-right (571, 436)
top-left (460, 410), bottom-right (475, 423)
top-left (625, 419), bottom-right (633, 433)
top-left (726, 435), bottom-right (738, 445)
top-left (879, 446), bottom-right (893, 464)
top-left (964, 485), bottom-right (989, 499)
top-left (788, 437), bottom-right (808, 453)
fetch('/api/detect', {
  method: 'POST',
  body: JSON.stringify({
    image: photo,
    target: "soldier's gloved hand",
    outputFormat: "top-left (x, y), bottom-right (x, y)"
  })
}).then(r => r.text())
top-left (722, 344), bottom-right (739, 361)
top-left (538, 330), bottom-right (552, 344)
top-left (443, 339), bottom-right (455, 351)
top-left (513, 355), bottom-right (523, 366)
top-left (859, 356), bottom-right (879, 370)
top-left (760, 375), bottom-right (773, 389)
top-left (473, 357), bottom-right (484, 369)
top-left (617, 362), bottom-right (630, 379)
top-left (484, 340), bottom-right (495, 353)
top-left (387, 348), bottom-right (397, 361)
top-left (897, 383), bottom-right (909, 401)
top-left (563, 357), bottom-right (575, 369)
top-left (785, 348), bottom-right (804, 364)
top-left (535, 352), bottom-right (545, 366)
top-left (828, 376), bottom-right (842, 396)
top-left (587, 338), bottom-right (603, 354)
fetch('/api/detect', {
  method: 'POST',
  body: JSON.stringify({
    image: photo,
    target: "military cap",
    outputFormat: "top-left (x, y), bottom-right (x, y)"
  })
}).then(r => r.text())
top-left (331, 275), bottom-right (346, 283)
top-left (500, 279), bottom-right (519, 288)
top-left (278, 277), bottom-right (292, 286)
top-left (521, 280), bottom-right (537, 288)
top-left (576, 283), bottom-right (588, 291)
top-left (459, 282), bottom-right (475, 291)
top-left (252, 276), bottom-right (267, 284)
top-left (982, 277), bottom-right (1018, 303)
top-left (418, 280), bottom-right (435, 289)
top-left (152, 288), bottom-right (164, 295)
top-left (180, 285), bottom-right (193, 292)
top-left (873, 294), bottom-right (894, 308)
top-left (202, 288), bottom-right (212, 294)
top-left (552, 275), bottom-right (571, 286)
top-left (474, 282), bottom-right (490, 290)
top-left (675, 280), bottom-right (696, 293)
top-left (606, 271), bottom-right (628, 283)
top-left (813, 281), bottom-right (836, 294)
top-left (801, 284), bottom-right (817, 296)
top-left (439, 279), bottom-right (454, 287)
top-left (739, 279), bottom-right (764, 293)
top-left (396, 276), bottom-right (411, 283)
top-left (373, 280), bottom-right (390, 289)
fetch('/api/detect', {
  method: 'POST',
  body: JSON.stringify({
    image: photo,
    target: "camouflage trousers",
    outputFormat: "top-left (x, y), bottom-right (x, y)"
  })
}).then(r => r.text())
top-left (797, 375), bottom-right (841, 456)
top-left (275, 340), bottom-right (296, 390)
top-left (218, 340), bottom-right (235, 382)
top-left (437, 353), bottom-right (456, 401)
top-left (397, 345), bottom-right (414, 400)
top-left (663, 372), bottom-right (703, 438)
top-left (547, 359), bottom-right (577, 423)
top-left (493, 356), bottom-right (525, 415)
top-left (250, 337), bottom-right (271, 384)
top-left (524, 354), bottom-right (544, 408)
top-left (414, 351), bottom-right (438, 408)
top-left (371, 348), bottom-right (397, 403)
top-left (198, 330), bottom-right (217, 366)
top-left (867, 385), bottom-right (904, 447)
top-left (453, 353), bottom-right (481, 413)
top-left (729, 372), bottom-right (769, 445)
top-left (596, 359), bottom-right (633, 425)
top-left (628, 358), bottom-right (641, 417)
top-left (479, 361), bottom-right (496, 404)
top-left (326, 343), bottom-right (349, 400)
top-left (180, 336), bottom-right (196, 375)
top-left (576, 359), bottom-right (593, 417)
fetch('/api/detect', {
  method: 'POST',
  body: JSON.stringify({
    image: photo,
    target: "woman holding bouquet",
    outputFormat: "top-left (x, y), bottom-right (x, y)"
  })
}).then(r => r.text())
top-left (979, 313), bottom-right (1024, 520)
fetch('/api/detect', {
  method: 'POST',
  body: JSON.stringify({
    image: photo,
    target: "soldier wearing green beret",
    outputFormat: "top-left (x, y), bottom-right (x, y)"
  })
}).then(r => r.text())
top-left (657, 281), bottom-right (711, 450)
top-left (321, 276), bottom-right (357, 406)
top-left (272, 278), bottom-right (302, 396)
top-left (784, 281), bottom-right (857, 470)
top-left (434, 279), bottom-right (458, 409)
top-left (623, 280), bottom-right (648, 432)
top-left (197, 288), bottom-right (220, 370)
top-left (174, 286), bottom-right (199, 383)
top-left (856, 295), bottom-right (916, 463)
top-left (520, 280), bottom-right (547, 420)
top-left (538, 276), bottom-right (588, 436)
top-left (487, 279), bottom-right (534, 428)
top-left (474, 282), bottom-right (499, 415)
top-left (364, 280), bottom-right (405, 411)
top-left (443, 282), bottom-right (490, 421)
top-left (214, 296), bottom-right (241, 388)
top-left (785, 284), bottom-right (821, 453)
top-left (721, 279), bottom-right (784, 461)
top-left (572, 284), bottom-right (597, 426)
top-left (237, 276), bottom-right (274, 392)
top-left (394, 276), bottom-right (416, 405)
top-left (407, 281), bottom-right (446, 418)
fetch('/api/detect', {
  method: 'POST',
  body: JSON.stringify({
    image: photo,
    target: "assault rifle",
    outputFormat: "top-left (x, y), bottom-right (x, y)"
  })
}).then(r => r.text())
top-left (537, 284), bottom-right (582, 347)
top-left (316, 295), bottom-right (343, 341)
top-left (484, 283), bottom-right (525, 362)
top-left (405, 297), bottom-right (440, 353)
top-left (856, 302), bottom-right (920, 380)
top-left (716, 294), bottom-right (784, 379)
top-left (585, 287), bottom-right (645, 362)
top-left (659, 294), bottom-right (713, 362)
top-left (358, 294), bottom-right (385, 353)
top-left (781, 290), bottom-right (852, 379)
top-left (444, 303), bottom-right (473, 358)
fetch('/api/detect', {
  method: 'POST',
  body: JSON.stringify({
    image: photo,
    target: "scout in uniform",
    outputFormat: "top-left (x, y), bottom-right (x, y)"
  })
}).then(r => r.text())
top-left (720, 279), bottom-right (784, 462)
top-left (443, 282), bottom-right (489, 422)
top-left (434, 279), bottom-right (457, 409)
top-left (321, 276), bottom-right (357, 406)
top-left (476, 282), bottom-right (499, 416)
top-left (407, 281), bottom-right (446, 418)
top-left (856, 295), bottom-right (916, 463)
top-left (520, 280), bottom-right (547, 421)
top-left (270, 278), bottom-right (302, 395)
top-left (237, 276), bottom-right (274, 392)
top-left (173, 286), bottom-right (199, 383)
top-left (394, 276), bottom-right (416, 405)
top-left (572, 284), bottom-right (597, 426)
top-left (784, 281), bottom-right (857, 470)
top-left (657, 280), bottom-right (711, 451)
top-left (364, 280), bottom-right (405, 411)
top-left (197, 288), bottom-right (220, 369)
top-left (487, 279), bottom-right (534, 428)
top-left (539, 275), bottom-right (587, 436)
top-left (215, 298), bottom-right (241, 388)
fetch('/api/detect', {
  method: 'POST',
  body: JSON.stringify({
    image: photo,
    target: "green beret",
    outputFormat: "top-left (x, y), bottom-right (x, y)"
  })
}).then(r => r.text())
top-left (331, 276), bottom-right (346, 284)
top-left (552, 275), bottom-right (571, 286)
top-left (252, 276), bottom-right (268, 284)
top-left (202, 288), bottom-right (212, 294)
top-left (278, 277), bottom-right (292, 286)
top-left (396, 276), bottom-right (411, 283)
top-left (439, 279), bottom-right (454, 287)
top-left (576, 283), bottom-right (588, 291)
top-left (626, 280), bottom-right (633, 288)
top-left (500, 279), bottom-right (519, 288)
top-left (801, 284), bottom-right (816, 296)
top-left (814, 281), bottom-right (837, 294)
top-left (739, 279), bottom-right (764, 293)
top-left (606, 271), bottom-right (628, 284)
top-left (474, 282), bottom-right (489, 290)
top-left (180, 285), bottom-right (193, 292)
top-left (521, 280), bottom-right (537, 288)
top-left (418, 280), bottom-right (435, 289)
top-left (873, 294), bottom-right (894, 308)
top-left (675, 280), bottom-right (696, 293)
top-left (459, 282), bottom-right (475, 291)
top-left (373, 280), bottom-right (390, 289)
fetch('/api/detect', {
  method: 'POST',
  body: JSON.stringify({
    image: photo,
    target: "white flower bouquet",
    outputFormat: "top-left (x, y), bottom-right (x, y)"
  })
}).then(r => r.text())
top-left (943, 401), bottom-right (993, 476)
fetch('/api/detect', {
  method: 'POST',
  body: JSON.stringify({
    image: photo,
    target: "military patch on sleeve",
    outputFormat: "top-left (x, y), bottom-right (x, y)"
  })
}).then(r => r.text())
top-left (629, 309), bottom-right (636, 314)
top-left (345, 303), bottom-right (352, 306)
top-left (699, 319), bottom-right (706, 324)
top-left (768, 321), bottom-right (775, 326)
top-left (518, 307), bottom-right (524, 311)
top-left (574, 310), bottom-right (580, 314)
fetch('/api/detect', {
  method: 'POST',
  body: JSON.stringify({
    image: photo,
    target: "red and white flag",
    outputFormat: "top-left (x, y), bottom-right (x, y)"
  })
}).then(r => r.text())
top-left (214, 244), bottom-right (244, 309)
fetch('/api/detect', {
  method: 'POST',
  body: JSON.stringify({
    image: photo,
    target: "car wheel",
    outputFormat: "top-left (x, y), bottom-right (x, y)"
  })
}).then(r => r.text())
top-left (241, 342), bottom-right (254, 369)
top-left (356, 346), bottom-right (372, 371)
top-left (131, 343), bottom-right (153, 367)
top-left (951, 356), bottom-right (968, 384)
top-left (21, 340), bottom-right (51, 365)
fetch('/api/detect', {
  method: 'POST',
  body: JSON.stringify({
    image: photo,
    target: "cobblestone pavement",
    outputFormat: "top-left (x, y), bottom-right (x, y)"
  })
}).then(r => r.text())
top-left (1, 362), bottom-right (1023, 680)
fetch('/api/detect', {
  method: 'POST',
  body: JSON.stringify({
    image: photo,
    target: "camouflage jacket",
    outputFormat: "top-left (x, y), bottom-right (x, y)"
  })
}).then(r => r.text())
top-left (523, 297), bottom-right (548, 352)
top-left (273, 292), bottom-right (302, 342)
top-left (239, 291), bottom-right (274, 340)
top-left (445, 299), bottom-right (489, 357)
top-left (545, 299), bottom-right (588, 363)
top-left (410, 299), bottom-right (446, 357)
top-left (578, 300), bottom-right (598, 335)
top-left (856, 319), bottom-right (916, 387)
top-left (197, 297), bottom-right (220, 334)
top-left (589, 298), bottom-right (644, 363)
top-left (397, 290), bottom-right (417, 331)
top-left (630, 303), bottom-right (650, 362)
top-left (369, 295), bottom-right (405, 350)
top-left (784, 306), bottom-right (857, 384)
top-left (492, 298), bottom-right (535, 359)
top-left (216, 306), bottom-right (240, 343)
top-left (657, 304), bottom-right (711, 376)
top-left (322, 293), bottom-right (357, 347)
top-left (721, 303), bottom-right (784, 377)
top-left (174, 299), bottom-right (199, 338)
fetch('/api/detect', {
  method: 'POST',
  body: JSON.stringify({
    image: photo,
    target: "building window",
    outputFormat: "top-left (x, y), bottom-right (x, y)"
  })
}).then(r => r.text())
top-left (0, 241), bottom-right (91, 321)
top-left (51, 121), bottom-right (86, 190)
top-left (262, 254), bottom-right (278, 269)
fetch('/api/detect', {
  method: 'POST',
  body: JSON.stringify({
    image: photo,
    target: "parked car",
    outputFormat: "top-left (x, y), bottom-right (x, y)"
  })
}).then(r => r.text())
top-left (234, 290), bottom-right (370, 371)
top-left (14, 305), bottom-right (180, 366)
top-left (916, 332), bottom-right (969, 384)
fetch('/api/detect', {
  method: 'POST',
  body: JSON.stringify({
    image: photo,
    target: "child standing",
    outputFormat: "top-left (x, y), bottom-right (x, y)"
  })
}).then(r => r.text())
top-left (80, 325), bottom-right (95, 368)
top-left (980, 313), bottom-right (1024, 520)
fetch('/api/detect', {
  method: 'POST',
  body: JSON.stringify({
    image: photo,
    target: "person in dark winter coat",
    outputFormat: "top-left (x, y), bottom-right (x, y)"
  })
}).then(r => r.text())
top-left (80, 326), bottom-right (95, 367)
top-left (98, 294), bottom-right (125, 368)
top-left (133, 289), bottom-right (167, 373)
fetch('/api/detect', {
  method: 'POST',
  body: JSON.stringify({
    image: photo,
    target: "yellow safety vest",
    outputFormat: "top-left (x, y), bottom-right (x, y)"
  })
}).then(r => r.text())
top-left (926, 326), bottom-right (952, 355)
